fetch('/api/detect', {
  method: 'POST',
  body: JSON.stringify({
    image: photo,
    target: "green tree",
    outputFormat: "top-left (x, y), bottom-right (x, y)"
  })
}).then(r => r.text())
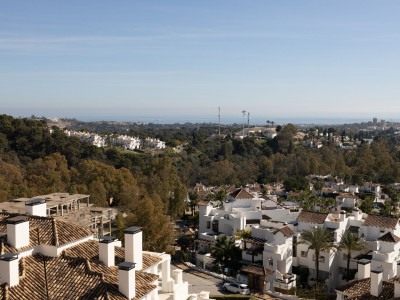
top-left (338, 231), bottom-right (367, 280)
top-left (188, 190), bottom-right (199, 216)
top-left (297, 227), bottom-right (336, 290)
top-left (359, 196), bottom-right (374, 214)
top-left (211, 235), bottom-right (242, 276)
top-left (284, 175), bottom-right (309, 192)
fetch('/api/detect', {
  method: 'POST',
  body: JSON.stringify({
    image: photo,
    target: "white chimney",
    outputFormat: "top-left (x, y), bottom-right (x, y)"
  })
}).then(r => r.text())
top-left (370, 269), bottom-right (383, 297)
top-left (172, 269), bottom-right (183, 284)
top-left (124, 226), bottom-right (142, 270)
top-left (0, 253), bottom-right (19, 287)
top-left (99, 236), bottom-right (116, 267)
top-left (340, 211), bottom-right (346, 221)
top-left (118, 262), bottom-right (136, 299)
top-left (353, 208), bottom-right (362, 220)
top-left (358, 259), bottom-right (371, 279)
top-left (7, 216), bottom-right (30, 249)
top-left (25, 198), bottom-right (47, 217)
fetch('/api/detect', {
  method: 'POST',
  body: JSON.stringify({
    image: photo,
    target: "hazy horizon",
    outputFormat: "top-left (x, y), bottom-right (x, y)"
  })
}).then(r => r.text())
top-left (1, 1), bottom-right (400, 118)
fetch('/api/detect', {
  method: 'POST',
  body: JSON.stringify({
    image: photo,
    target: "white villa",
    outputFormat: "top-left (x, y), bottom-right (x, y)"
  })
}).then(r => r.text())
top-left (145, 138), bottom-right (166, 149)
top-left (65, 130), bottom-right (107, 148)
top-left (111, 135), bottom-right (141, 150)
top-left (196, 188), bottom-right (296, 294)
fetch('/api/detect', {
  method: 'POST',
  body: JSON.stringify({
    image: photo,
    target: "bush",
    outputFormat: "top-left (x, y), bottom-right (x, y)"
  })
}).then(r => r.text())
top-left (180, 250), bottom-right (189, 262)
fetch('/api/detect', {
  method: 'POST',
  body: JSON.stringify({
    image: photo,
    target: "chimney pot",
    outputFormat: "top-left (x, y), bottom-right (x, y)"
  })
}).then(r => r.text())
top-left (118, 262), bottom-right (136, 299)
top-left (7, 216), bottom-right (29, 249)
top-left (99, 236), bottom-right (116, 267)
top-left (124, 226), bottom-right (143, 270)
top-left (0, 253), bottom-right (19, 287)
top-left (371, 269), bottom-right (383, 297)
top-left (358, 259), bottom-right (371, 280)
top-left (25, 198), bottom-right (46, 217)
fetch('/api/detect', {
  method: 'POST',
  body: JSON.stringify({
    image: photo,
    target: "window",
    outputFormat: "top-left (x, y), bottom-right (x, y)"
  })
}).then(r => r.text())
top-left (343, 253), bottom-right (348, 260)
top-left (313, 255), bottom-right (325, 262)
top-left (301, 251), bottom-right (307, 257)
top-left (206, 221), bottom-right (210, 229)
top-left (269, 258), bottom-right (273, 266)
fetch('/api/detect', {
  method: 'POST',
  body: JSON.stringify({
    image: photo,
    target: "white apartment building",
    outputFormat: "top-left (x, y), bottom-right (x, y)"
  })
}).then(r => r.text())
top-left (110, 135), bottom-right (141, 150)
top-left (196, 188), bottom-right (295, 291)
top-left (239, 220), bottom-right (296, 294)
top-left (294, 209), bottom-right (400, 292)
top-left (0, 199), bottom-right (209, 300)
top-left (145, 138), bottom-right (166, 149)
top-left (65, 130), bottom-right (107, 147)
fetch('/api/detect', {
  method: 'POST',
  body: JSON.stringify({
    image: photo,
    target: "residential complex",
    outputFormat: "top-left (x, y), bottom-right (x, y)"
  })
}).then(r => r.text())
top-left (64, 130), bottom-right (166, 150)
top-left (194, 181), bottom-right (400, 298)
top-left (0, 196), bottom-right (213, 300)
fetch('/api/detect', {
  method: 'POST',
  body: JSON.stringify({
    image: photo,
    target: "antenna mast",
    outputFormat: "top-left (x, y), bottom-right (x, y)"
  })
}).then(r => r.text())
top-left (218, 106), bottom-right (221, 136)
top-left (247, 112), bottom-right (250, 128)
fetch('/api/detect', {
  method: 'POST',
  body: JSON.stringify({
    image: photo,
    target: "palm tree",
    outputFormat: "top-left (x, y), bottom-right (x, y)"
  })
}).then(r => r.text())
top-left (271, 121), bottom-right (275, 128)
top-left (339, 231), bottom-right (367, 280)
top-left (266, 120), bottom-right (270, 128)
top-left (211, 235), bottom-right (242, 276)
top-left (297, 227), bottom-right (336, 289)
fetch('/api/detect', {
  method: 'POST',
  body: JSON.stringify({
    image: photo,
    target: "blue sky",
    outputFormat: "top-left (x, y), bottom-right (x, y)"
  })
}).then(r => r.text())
top-left (1, 1), bottom-right (400, 123)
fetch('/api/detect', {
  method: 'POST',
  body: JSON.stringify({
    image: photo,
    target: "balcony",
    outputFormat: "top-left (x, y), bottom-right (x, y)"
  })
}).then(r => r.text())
top-left (372, 250), bottom-right (396, 262)
top-left (273, 274), bottom-right (297, 292)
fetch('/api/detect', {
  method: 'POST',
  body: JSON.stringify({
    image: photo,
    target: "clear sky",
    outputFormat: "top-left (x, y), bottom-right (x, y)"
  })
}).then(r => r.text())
top-left (1, 1), bottom-right (400, 123)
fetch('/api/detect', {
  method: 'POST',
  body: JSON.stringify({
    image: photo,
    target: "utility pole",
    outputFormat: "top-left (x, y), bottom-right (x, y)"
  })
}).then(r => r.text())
top-left (242, 110), bottom-right (246, 137)
top-left (247, 112), bottom-right (250, 129)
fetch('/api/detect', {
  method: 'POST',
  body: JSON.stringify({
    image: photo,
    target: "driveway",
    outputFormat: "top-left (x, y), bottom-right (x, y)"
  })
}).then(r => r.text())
top-left (171, 264), bottom-right (229, 295)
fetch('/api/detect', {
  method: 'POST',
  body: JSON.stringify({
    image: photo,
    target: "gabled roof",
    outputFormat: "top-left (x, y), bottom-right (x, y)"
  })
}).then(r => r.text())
top-left (0, 213), bottom-right (92, 254)
top-left (378, 232), bottom-right (400, 243)
top-left (336, 277), bottom-right (395, 300)
top-left (197, 199), bottom-right (210, 206)
top-left (65, 239), bottom-right (162, 271)
top-left (0, 253), bottom-right (158, 300)
top-left (279, 226), bottom-right (295, 237)
top-left (229, 188), bottom-right (253, 200)
top-left (296, 211), bottom-right (328, 224)
top-left (364, 214), bottom-right (399, 230)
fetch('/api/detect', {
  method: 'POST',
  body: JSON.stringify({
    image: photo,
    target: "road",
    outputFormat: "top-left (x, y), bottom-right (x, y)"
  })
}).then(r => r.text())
top-left (171, 263), bottom-right (229, 295)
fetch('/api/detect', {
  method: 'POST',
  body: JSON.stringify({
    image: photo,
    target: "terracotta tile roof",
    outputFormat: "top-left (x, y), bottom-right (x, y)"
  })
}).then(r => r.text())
top-left (0, 253), bottom-right (157, 300)
top-left (197, 199), bottom-right (210, 206)
top-left (242, 237), bottom-right (267, 245)
top-left (378, 232), bottom-right (400, 243)
top-left (65, 239), bottom-right (161, 271)
top-left (241, 263), bottom-right (274, 276)
top-left (229, 188), bottom-right (253, 200)
top-left (296, 211), bottom-right (328, 224)
top-left (364, 214), bottom-right (400, 229)
top-left (0, 213), bottom-right (92, 254)
top-left (335, 278), bottom-right (371, 296)
top-left (279, 226), bottom-right (294, 237)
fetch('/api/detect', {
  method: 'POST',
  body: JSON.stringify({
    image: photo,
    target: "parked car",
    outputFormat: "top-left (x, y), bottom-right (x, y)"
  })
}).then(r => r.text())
top-left (222, 283), bottom-right (250, 295)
